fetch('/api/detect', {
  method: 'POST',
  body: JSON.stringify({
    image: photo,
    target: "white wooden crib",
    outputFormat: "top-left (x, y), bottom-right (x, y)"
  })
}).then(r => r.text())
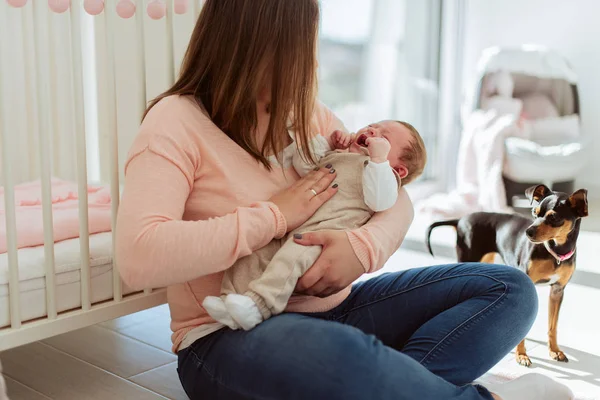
top-left (0, 0), bottom-right (203, 351)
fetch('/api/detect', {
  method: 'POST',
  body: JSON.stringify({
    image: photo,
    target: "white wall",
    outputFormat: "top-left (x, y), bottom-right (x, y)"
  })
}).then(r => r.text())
top-left (462, 0), bottom-right (600, 195)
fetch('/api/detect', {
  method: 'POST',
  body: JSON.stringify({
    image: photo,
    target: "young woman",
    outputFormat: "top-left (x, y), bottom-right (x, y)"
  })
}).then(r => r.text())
top-left (116, 1), bottom-right (573, 399)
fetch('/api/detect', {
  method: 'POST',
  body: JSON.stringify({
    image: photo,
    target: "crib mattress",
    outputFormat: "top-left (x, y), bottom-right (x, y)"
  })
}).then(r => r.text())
top-left (0, 233), bottom-right (133, 328)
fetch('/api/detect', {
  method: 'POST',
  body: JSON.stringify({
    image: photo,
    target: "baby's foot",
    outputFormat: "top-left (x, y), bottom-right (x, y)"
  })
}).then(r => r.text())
top-left (202, 296), bottom-right (239, 330)
top-left (485, 373), bottom-right (574, 400)
top-left (225, 294), bottom-right (263, 331)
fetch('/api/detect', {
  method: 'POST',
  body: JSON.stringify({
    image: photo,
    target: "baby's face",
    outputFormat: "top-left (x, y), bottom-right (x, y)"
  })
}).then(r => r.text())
top-left (350, 120), bottom-right (412, 174)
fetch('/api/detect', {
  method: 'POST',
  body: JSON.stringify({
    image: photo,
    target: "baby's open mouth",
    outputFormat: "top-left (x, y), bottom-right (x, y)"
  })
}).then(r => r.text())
top-left (356, 134), bottom-right (368, 147)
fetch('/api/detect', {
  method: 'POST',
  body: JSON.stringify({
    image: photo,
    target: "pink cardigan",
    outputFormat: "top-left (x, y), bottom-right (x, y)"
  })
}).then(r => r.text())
top-left (115, 96), bottom-right (414, 352)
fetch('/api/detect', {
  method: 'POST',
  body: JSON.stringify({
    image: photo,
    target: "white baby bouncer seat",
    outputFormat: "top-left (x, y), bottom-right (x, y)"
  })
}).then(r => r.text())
top-left (464, 45), bottom-right (589, 208)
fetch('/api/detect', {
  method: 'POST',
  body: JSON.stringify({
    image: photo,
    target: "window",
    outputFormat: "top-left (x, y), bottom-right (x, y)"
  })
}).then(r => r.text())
top-left (318, 0), bottom-right (442, 181)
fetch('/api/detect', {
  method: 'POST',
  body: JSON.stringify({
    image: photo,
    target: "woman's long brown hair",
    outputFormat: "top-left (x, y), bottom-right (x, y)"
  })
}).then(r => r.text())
top-left (144, 0), bottom-right (320, 169)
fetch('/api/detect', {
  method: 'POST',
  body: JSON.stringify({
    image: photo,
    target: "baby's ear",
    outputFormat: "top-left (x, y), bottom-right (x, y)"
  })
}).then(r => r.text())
top-left (396, 166), bottom-right (408, 180)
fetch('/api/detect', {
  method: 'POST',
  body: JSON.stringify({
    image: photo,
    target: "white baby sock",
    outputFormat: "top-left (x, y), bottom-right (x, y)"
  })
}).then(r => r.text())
top-left (225, 294), bottom-right (264, 331)
top-left (485, 373), bottom-right (574, 400)
top-left (202, 296), bottom-right (239, 330)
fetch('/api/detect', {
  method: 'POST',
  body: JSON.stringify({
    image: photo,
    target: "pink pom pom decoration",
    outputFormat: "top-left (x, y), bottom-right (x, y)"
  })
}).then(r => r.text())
top-left (174, 0), bottom-right (189, 15)
top-left (48, 0), bottom-right (70, 13)
top-left (116, 0), bottom-right (136, 19)
top-left (147, 0), bottom-right (166, 20)
top-left (83, 0), bottom-right (104, 15)
top-left (6, 0), bottom-right (28, 8)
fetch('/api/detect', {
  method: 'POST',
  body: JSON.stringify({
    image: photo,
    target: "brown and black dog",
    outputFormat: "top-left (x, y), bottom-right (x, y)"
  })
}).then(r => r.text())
top-left (426, 184), bottom-right (588, 367)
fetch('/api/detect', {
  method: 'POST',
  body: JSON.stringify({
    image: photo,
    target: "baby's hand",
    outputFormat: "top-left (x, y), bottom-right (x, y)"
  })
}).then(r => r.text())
top-left (332, 130), bottom-right (354, 150)
top-left (366, 137), bottom-right (391, 163)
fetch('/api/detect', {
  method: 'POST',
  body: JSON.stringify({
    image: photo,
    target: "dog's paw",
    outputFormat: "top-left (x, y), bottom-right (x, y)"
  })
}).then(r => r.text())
top-left (550, 350), bottom-right (569, 362)
top-left (516, 354), bottom-right (532, 367)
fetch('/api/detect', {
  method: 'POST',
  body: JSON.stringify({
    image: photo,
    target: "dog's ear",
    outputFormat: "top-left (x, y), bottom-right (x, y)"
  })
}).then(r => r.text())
top-left (568, 189), bottom-right (588, 217)
top-left (525, 184), bottom-right (552, 204)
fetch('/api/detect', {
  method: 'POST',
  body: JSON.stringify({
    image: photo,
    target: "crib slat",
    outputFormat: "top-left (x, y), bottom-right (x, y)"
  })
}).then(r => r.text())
top-left (136, 0), bottom-right (148, 109)
top-left (113, 0), bottom-right (148, 184)
top-left (143, 0), bottom-right (174, 101)
top-left (0, 129), bottom-right (22, 330)
top-left (172, 0), bottom-right (196, 79)
top-left (165, 0), bottom-right (176, 82)
top-left (32, 0), bottom-right (58, 319)
top-left (70, 0), bottom-right (92, 311)
top-left (48, 5), bottom-right (78, 182)
top-left (0, 0), bottom-right (22, 330)
top-left (105, 1), bottom-right (122, 302)
top-left (0, 166), bottom-right (21, 330)
top-left (138, 5), bottom-right (150, 297)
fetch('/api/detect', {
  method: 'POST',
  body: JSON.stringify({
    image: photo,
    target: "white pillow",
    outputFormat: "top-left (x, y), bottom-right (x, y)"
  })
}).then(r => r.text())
top-left (480, 96), bottom-right (523, 117)
top-left (526, 114), bottom-right (580, 142)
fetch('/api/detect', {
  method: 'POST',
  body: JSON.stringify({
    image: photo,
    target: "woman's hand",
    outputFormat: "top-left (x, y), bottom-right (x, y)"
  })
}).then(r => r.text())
top-left (293, 230), bottom-right (365, 297)
top-left (269, 167), bottom-right (338, 232)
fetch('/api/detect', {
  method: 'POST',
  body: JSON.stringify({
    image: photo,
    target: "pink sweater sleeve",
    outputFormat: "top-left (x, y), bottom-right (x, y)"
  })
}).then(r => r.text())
top-left (115, 143), bottom-right (286, 291)
top-left (314, 101), bottom-right (415, 273)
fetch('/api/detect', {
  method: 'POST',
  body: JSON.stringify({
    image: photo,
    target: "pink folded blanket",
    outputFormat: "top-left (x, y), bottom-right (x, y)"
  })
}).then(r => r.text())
top-left (0, 178), bottom-right (112, 254)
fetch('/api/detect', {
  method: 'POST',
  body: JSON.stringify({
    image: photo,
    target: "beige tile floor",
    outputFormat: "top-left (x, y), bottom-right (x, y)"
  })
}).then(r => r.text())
top-left (2, 242), bottom-right (599, 399)
top-left (1, 305), bottom-right (186, 400)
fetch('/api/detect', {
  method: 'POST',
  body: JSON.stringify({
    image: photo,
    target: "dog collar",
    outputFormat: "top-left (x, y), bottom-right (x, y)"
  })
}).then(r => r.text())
top-left (544, 242), bottom-right (575, 265)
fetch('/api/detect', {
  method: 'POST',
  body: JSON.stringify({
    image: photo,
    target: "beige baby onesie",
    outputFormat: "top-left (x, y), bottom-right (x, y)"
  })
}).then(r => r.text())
top-left (219, 150), bottom-right (398, 319)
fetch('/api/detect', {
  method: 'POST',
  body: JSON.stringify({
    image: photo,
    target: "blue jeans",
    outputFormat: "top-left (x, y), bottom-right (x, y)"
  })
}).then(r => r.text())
top-left (177, 263), bottom-right (538, 400)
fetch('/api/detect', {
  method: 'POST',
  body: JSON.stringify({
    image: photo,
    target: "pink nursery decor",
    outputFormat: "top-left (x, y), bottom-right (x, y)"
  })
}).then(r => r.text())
top-left (116, 0), bottom-right (135, 18)
top-left (174, 0), bottom-right (189, 14)
top-left (83, 0), bottom-right (104, 15)
top-left (6, 0), bottom-right (28, 8)
top-left (48, 0), bottom-right (70, 13)
top-left (147, 0), bottom-right (165, 20)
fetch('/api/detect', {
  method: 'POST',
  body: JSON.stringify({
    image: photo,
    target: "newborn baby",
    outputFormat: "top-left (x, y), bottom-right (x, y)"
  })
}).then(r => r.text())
top-left (203, 120), bottom-right (427, 330)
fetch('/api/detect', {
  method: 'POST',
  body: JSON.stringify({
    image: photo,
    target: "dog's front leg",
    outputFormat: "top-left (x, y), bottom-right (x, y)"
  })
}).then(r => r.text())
top-left (548, 283), bottom-right (568, 362)
top-left (515, 339), bottom-right (531, 367)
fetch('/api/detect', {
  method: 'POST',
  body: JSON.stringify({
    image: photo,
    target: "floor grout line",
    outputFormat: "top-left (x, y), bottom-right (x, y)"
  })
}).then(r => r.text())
top-left (128, 361), bottom-right (178, 380)
top-left (125, 375), bottom-right (183, 400)
top-left (95, 323), bottom-right (176, 356)
top-left (3, 375), bottom-right (53, 400)
top-left (37, 341), bottom-right (170, 399)
top-left (41, 336), bottom-right (177, 378)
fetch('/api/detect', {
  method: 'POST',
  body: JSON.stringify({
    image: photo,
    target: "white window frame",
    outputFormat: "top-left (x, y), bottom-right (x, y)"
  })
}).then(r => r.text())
top-left (405, 0), bottom-right (467, 203)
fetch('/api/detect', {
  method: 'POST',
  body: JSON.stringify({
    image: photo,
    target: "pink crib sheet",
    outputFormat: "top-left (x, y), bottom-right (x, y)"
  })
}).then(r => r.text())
top-left (0, 178), bottom-right (112, 254)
